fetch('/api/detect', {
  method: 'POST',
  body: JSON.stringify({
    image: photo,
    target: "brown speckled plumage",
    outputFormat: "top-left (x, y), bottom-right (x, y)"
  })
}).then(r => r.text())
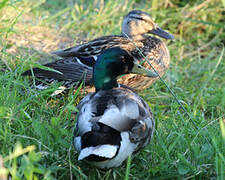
top-left (22, 10), bottom-right (173, 94)
top-left (118, 36), bottom-right (170, 91)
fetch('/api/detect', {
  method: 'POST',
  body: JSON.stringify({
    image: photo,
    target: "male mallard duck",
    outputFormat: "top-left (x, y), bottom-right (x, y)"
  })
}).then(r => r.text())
top-left (22, 10), bottom-right (173, 93)
top-left (74, 47), bottom-right (155, 168)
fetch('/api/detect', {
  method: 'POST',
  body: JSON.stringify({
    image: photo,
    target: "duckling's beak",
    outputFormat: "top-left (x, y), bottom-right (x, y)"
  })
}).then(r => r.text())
top-left (130, 62), bottom-right (158, 77)
top-left (149, 26), bottom-right (174, 40)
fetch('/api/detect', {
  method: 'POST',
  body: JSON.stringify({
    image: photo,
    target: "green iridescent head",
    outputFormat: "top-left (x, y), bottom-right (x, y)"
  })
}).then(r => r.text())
top-left (93, 47), bottom-right (158, 91)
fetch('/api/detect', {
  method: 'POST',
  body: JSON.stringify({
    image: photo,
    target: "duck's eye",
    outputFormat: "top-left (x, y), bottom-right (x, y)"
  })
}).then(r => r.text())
top-left (130, 15), bottom-right (144, 21)
top-left (121, 56), bottom-right (126, 63)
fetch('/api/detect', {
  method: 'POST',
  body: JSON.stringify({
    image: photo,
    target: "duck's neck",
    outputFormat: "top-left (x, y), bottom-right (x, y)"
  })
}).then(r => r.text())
top-left (93, 68), bottom-right (118, 91)
top-left (93, 47), bottom-right (134, 91)
top-left (122, 32), bottom-right (146, 41)
top-left (93, 56), bottom-right (124, 91)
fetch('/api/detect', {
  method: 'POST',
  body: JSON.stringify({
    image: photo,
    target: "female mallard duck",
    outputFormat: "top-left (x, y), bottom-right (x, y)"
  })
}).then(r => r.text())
top-left (74, 47), bottom-right (155, 168)
top-left (22, 10), bottom-right (173, 93)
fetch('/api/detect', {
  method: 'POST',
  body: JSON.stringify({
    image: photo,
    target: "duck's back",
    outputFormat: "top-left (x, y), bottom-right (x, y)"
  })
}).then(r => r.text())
top-left (66, 35), bottom-right (170, 91)
top-left (74, 87), bottom-right (155, 168)
top-left (23, 35), bottom-right (170, 92)
top-left (76, 87), bottom-right (154, 140)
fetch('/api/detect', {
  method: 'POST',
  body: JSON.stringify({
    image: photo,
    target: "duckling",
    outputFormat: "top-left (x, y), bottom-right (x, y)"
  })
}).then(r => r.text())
top-left (74, 47), bottom-right (155, 168)
top-left (22, 10), bottom-right (173, 93)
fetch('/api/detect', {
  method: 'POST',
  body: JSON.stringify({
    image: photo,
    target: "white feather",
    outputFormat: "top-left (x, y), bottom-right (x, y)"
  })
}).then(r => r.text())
top-left (77, 103), bottom-right (93, 135)
top-left (93, 56), bottom-right (98, 61)
top-left (120, 99), bottom-right (139, 119)
top-left (35, 84), bottom-right (48, 90)
top-left (91, 132), bottom-right (137, 168)
top-left (75, 57), bottom-right (92, 69)
top-left (98, 100), bottom-right (139, 131)
top-left (50, 86), bottom-right (66, 96)
top-left (74, 136), bottom-right (81, 152)
top-left (78, 145), bottom-right (118, 161)
top-left (77, 94), bottom-right (94, 135)
top-left (99, 105), bottom-right (128, 131)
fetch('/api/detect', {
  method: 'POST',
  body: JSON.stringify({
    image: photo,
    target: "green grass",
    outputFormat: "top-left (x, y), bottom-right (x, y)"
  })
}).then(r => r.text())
top-left (0, 0), bottom-right (225, 179)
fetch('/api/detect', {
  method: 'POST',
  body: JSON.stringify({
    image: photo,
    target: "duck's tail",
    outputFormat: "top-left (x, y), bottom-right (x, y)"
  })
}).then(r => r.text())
top-left (74, 122), bottom-right (121, 161)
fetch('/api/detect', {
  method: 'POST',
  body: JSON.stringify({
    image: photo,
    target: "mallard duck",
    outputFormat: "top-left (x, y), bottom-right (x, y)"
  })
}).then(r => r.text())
top-left (74, 47), bottom-right (155, 168)
top-left (22, 10), bottom-right (173, 93)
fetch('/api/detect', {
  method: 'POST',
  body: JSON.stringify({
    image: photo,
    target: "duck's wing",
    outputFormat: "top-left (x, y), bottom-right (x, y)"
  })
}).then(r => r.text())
top-left (51, 35), bottom-right (125, 58)
top-left (22, 56), bottom-right (93, 92)
top-left (22, 36), bottom-right (126, 91)
top-left (23, 57), bottom-right (92, 81)
top-left (96, 88), bottom-right (152, 131)
top-left (76, 88), bottom-right (153, 136)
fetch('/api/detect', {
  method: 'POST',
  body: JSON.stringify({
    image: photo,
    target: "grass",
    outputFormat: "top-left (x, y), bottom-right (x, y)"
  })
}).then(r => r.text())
top-left (0, 0), bottom-right (225, 179)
